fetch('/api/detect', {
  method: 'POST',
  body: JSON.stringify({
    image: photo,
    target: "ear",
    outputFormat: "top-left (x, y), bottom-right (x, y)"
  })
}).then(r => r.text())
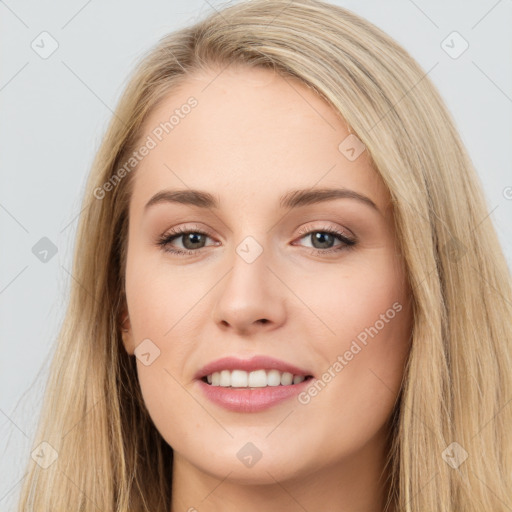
top-left (119, 308), bottom-right (135, 356)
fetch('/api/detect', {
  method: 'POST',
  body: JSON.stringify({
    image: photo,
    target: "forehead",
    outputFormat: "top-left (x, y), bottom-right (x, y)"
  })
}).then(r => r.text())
top-left (129, 65), bottom-right (390, 215)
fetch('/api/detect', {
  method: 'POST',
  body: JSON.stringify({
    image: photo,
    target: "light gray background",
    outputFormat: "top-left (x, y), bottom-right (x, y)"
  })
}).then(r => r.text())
top-left (1, 0), bottom-right (511, 509)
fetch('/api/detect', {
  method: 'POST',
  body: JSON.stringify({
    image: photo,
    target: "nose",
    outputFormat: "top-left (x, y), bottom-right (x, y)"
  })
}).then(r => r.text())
top-left (211, 244), bottom-right (286, 336)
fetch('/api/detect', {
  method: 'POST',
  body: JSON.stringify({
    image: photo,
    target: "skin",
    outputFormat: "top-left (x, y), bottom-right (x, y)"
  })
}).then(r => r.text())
top-left (121, 64), bottom-right (413, 512)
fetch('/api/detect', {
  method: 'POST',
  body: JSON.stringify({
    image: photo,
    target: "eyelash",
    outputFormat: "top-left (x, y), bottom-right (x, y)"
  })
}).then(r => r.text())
top-left (156, 225), bottom-right (357, 257)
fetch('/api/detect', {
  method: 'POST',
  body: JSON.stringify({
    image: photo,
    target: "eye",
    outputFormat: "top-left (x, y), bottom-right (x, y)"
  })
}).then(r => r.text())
top-left (156, 225), bottom-right (218, 255)
top-left (293, 225), bottom-right (356, 254)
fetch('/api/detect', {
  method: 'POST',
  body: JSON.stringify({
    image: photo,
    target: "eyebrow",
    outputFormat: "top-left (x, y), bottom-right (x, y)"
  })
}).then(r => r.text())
top-left (144, 187), bottom-right (379, 213)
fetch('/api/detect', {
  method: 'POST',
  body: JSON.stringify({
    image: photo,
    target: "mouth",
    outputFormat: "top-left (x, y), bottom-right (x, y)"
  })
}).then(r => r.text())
top-left (194, 355), bottom-right (315, 412)
top-left (200, 369), bottom-right (315, 388)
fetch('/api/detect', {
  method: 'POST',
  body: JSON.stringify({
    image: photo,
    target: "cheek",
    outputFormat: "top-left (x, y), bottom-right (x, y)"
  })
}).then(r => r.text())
top-left (125, 252), bottom-right (212, 449)
top-left (296, 250), bottom-right (409, 348)
top-left (286, 263), bottom-right (411, 468)
top-left (293, 250), bottom-right (411, 413)
top-left (125, 244), bottom-right (202, 342)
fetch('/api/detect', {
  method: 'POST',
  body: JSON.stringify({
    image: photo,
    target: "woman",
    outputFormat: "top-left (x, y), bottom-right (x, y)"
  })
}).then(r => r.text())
top-left (17, 0), bottom-right (512, 510)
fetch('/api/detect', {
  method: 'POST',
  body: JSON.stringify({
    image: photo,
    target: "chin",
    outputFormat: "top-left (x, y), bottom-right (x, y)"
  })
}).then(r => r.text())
top-left (201, 458), bottom-right (305, 486)
top-left (178, 442), bottom-right (310, 485)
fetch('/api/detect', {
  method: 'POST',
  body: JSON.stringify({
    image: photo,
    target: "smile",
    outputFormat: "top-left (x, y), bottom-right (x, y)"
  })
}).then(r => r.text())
top-left (195, 355), bottom-right (315, 412)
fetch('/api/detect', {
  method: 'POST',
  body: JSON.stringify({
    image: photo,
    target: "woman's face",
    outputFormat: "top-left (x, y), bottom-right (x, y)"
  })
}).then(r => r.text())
top-left (121, 65), bottom-right (412, 486)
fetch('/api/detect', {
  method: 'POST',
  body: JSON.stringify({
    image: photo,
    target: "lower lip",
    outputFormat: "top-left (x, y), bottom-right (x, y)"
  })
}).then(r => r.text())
top-left (196, 378), bottom-right (313, 412)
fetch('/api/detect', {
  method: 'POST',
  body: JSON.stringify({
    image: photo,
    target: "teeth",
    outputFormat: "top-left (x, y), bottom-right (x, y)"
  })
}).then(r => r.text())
top-left (204, 369), bottom-right (309, 388)
top-left (231, 369), bottom-right (248, 388)
top-left (280, 372), bottom-right (293, 386)
top-left (248, 369), bottom-right (267, 387)
top-left (267, 369), bottom-right (281, 386)
top-left (220, 370), bottom-right (230, 387)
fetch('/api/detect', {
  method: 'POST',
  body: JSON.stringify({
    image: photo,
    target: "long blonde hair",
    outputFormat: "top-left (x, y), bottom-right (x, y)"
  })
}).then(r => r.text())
top-left (17, 1), bottom-right (512, 510)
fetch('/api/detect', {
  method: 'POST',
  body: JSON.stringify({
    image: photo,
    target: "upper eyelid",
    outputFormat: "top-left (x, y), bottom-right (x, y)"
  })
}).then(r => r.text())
top-left (163, 223), bottom-right (349, 236)
top-left (298, 222), bottom-right (353, 237)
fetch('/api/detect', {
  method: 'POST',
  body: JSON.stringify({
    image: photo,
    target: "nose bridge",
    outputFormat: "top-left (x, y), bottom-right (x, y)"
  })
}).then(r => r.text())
top-left (224, 204), bottom-right (290, 284)
top-left (223, 203), bottom-right (272, 274)
top-left (227, 232), bottom-right (271, 294)
top-left (235, 233), bottom-right (266, 266)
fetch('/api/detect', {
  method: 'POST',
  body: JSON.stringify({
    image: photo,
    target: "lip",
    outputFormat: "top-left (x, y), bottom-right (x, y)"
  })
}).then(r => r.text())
top-left (196, 377), bottom-right (313, 412)
top-left (194, 355), bottom-right (314, 413)
top-left (194, 355), bottom-right (313, 380)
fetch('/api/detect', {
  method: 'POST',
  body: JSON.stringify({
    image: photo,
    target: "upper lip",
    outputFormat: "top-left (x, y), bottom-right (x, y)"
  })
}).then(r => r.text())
top-left (194, 355), bottom-right (313, 380)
